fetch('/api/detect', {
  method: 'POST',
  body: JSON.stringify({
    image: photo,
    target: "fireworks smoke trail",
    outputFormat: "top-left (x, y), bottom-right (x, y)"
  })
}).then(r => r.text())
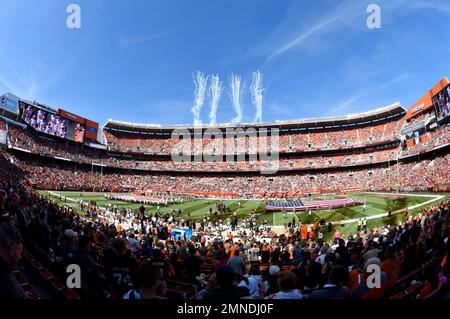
top-left (191, 71), bottom-right (208, 126)
top-left (250, 70), bottom-right (264, 123)
top-left (228, 73), bottom-right (245, 124)
top-left (208, 74), bottom-right (223, 125)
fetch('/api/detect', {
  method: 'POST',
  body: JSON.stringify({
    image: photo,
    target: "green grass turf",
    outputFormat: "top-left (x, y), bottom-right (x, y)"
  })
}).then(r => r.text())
top-left (38, 190), bottom-right (448, 241)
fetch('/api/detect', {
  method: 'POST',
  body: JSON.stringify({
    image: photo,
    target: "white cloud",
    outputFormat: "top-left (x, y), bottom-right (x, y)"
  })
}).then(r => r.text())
top-left (378, 73), bottom-right (410, 90)
top-left (118, 25), bottom-right (178, 47)
top-left (408, 1), bottom-right (450, 15)
top-left (266, 16), bottom-right (339, 62)
top-left (327, 93), bottom-right (365, 115)
top-left (324, 73), bottom-right (410, 116)
top-left (254, 0), bottom-right (450, 64)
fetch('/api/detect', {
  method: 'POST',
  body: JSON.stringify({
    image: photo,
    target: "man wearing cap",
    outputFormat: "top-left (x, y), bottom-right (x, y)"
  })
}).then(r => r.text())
top-left (0, 222), bottom-right (29, 299)
top-left (61, 228), bottom-right (78, 263)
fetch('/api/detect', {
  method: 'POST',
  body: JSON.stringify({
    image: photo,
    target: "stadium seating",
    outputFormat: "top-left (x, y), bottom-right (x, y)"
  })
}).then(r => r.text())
top-left (7, 150), bottom-right (447, 195)
top-left (1, 102), bottom-right (450, 301)
top-left (103, 118), bottom-right (403, 155)
top-left (402, 123), bottom-right (450, 157)
top-left (7, 123), bottom-right (403, 173)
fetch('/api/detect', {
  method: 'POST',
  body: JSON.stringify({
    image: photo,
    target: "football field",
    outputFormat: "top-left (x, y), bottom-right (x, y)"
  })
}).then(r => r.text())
top-left (39, 190), bottom-right (448, 241)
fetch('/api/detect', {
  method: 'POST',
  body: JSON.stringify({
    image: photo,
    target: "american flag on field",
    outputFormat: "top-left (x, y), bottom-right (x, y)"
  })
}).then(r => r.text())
top-left (265, 198), bottom-right (363, 211)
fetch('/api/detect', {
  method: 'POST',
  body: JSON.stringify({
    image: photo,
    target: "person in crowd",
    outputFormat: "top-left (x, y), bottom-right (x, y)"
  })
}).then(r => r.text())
top-left (350, 257), bottom-right (388, 299)
top-left (74, 235), bottom-right (107, 299)
top-left (0, 139), bottom-right (450, 301)
top-left (205, 266), bottom-right (250, 299)
top-left (0, 222), bottom-right (29, 299)
top-left (102, 238), bottom-right (139, 299)
top-left (123, 262), bottom-right (166, 299)
top-left (265, 265), bottom-right (280, 296)
top-left (308, 265), bottom-right (349, 299)
top-left (127, 233), bottom-right (141, 254)
top-left (266, 271), bottom-right (303, 299)
top-left (227, 249), bottom-right (245, 275)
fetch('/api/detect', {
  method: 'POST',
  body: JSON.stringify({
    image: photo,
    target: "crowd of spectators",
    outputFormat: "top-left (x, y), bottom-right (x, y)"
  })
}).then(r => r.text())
top-left (103, 118), bottom-right (403, 155)
top-left (399, 154), bottom-right (450, 191)
top-left (7, 124), bottom-right (401, 172)
top-left (402, 124), bottom-right (450, 157)
top-left (4, 150), bottom-right (449, 196)
top-left (1, 147), bottom-right (449, 300)
top-left (402, 113), bottom-right (431, 130)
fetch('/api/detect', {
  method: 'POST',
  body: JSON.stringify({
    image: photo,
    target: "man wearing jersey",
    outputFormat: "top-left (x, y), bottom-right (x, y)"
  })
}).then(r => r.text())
top-left (249, 243), bottom-right (260, 267)
top-left (142, 249), bottom-right (171, 295)
top-left (102, 238), bottom-right (138, 299)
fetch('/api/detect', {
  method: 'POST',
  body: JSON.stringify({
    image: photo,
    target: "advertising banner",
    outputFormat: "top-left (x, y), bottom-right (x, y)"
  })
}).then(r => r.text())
top-left (0, 93), bottom-right (19, 114)
top-left (58, 108), bottom-right (99, 141)
top-left (406, 78), bottom-right (449, 120)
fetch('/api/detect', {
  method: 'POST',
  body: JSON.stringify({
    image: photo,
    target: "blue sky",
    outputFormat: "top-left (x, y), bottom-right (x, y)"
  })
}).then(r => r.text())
top-left (1, 0), bottom-right (450, 126)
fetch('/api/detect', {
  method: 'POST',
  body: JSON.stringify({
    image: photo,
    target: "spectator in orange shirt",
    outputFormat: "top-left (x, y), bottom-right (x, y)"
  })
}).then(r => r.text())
top-left (300, 225), bottom-right (308, 240)
top-left (381, 245), bottom-right (401, 288)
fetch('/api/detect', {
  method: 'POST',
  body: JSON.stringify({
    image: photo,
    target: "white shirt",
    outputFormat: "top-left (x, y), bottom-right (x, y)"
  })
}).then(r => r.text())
top-left (315, 253), bottom-right (326, 265)
top-left (266, 289), bottom-right (303, 299)
top-left (238, 277), bottom-right (260, 299)
top-left (128, 237), bottom-right (140, 253)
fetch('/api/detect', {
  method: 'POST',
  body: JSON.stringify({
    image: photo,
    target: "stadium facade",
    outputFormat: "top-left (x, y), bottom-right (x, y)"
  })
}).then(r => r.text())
top-left (0, 78), bottom-right (449, 196)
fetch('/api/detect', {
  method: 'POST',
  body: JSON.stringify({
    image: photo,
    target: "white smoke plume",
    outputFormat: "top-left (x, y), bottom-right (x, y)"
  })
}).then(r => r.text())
top-left (250, 70), bottom-right (264, 123)
top-left (191, 71), bottom-right (208, 126)
top-left (208, 74), bottom-right (223, 125)
top-left (228, 73), bottom-right (245, 124)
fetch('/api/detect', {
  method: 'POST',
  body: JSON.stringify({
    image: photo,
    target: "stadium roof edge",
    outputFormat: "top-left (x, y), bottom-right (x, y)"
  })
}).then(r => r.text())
top-left (103, 102), bottom-right (406, 132)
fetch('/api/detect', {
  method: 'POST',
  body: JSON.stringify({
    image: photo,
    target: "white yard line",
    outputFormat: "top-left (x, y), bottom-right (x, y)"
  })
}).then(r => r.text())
top-left (272, 211), bottom-right (275, 226)
top-left (273, 193), bottom-right (445, 229)
top-left (330, 194), bottom-right (445, 225)
top-left (360, 192), bottom-right (441, 198)
top-left (47, 191), bottom-right (108, 212)
top-left (332, 211), bottom-right (350, 220)
top-left (316, 209), bottom-right (350, 220)
top-left (348, 206), bottom-right (371, 217)
top-left (254, 200), bottom-right (264, 211)
top-left (47, 190), bottom-right (445, 228)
